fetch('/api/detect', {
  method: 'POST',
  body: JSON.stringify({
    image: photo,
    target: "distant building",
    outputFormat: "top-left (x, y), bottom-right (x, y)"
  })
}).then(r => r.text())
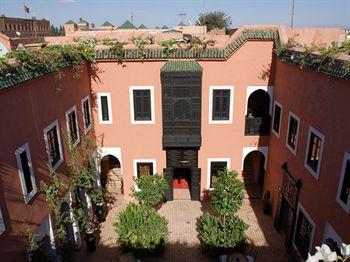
top-left (64, 20), bottom-right (77, 35)
top-left (138, 24), bottom-right (147, 29)
top-left (118, 20), bottom-right (136, 29)
top-left (0, 15), bottom-right (51, 52)
top-left (100, 21), bottom-right (114, 30)
top-left (77, 18), bottom-right (89, 30)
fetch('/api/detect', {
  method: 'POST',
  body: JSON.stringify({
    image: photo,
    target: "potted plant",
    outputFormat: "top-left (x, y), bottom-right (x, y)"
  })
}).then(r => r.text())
top-left (262, 191), bottom-right (271, 215)
top-left (95, 202), bottom-right (105, 223)
top-left (84, 222), bottom-right (96, 252)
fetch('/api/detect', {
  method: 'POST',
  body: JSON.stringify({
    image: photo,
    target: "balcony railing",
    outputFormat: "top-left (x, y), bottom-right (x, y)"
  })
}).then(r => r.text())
top-left (245, 116), bottom-right (270, 136)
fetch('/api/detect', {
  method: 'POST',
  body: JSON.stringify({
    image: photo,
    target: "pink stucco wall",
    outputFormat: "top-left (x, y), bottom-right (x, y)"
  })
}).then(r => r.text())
top-left (91, 40), bottom-right (274, 198)
top-left (266, 60), bottom-right (350, 250)
top-left (0, 64), bottom-right (91, 260)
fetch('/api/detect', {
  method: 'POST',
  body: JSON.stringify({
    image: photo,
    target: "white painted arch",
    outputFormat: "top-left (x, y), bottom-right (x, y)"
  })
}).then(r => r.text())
top-left (242, 146), bottom-right (269, 170)
top-left (97, 147), bottom-right (123, 186)
top-left (245, 86), bottom-right (273, 115)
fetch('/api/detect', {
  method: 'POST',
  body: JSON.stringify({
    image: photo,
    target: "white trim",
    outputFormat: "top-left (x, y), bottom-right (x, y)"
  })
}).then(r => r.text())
top-left (206, 158), bottom-right (231, 190)
top-left (272, 100), bottom-right (282, 137)
top-left (0, 205), bottom-right (5, 235)
top-left (285, 111), bottom-right (300, 155)
top-left (133, 159), bottom-right (157, 191)
top-left (97, 147), bottom-right (123, 187)
top-left (15, 143), bottom-right (37, 204)
top-left (81, 96), bottom-right (92, 133)
top-left (97, 93), bottom-right (113, 124)
top-left (336, 152), bottom-right (350, 213)
top-left (65, 105), bottom-right (80, 146)
top-left (69, 192), bottom-right (82, 248)
top-left (304, 126), bottom-right (325, 180)
top-left (245, 86), bottom-right (273, 115)
top-left (292, 202), bottom-right (316, 261)
top-left (44, 120), bottom-right (64, 171)
top-left (242, 146), bottom-right (268, 170)
top-left (208, 86), bottom-right (234, 124)
top-left (322, 222), bottom-right (343, 248)
top-left (129, 86), bottom-right (155, 124)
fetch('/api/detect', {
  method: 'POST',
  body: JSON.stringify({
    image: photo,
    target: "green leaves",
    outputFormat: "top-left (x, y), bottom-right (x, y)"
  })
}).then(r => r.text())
top-left (133, 174), bottom-right (168, 208)
top-left (114, 203), bottom-right (168, 256)
top-left (211, 169), bottom-right (244, 215)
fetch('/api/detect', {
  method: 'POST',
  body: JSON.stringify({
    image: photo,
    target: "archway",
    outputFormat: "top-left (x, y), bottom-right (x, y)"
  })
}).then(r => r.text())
top-left (100, 154), bottom-right (122, 195)
top-left (242, 150), bottom-right (265, 198)
top-left (245, 89), bottom-right (270, 135)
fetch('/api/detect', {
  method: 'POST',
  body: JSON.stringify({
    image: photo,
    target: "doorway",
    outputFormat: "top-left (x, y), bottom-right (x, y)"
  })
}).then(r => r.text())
top-left (242, 150), bottom-right (265, 198)
top-left (173, 168), bottom-right (191, 200)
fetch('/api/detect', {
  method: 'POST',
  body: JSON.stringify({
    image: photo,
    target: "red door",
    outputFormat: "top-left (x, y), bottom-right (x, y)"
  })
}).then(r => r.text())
top-left (173, 168), bottom-right (190, 189)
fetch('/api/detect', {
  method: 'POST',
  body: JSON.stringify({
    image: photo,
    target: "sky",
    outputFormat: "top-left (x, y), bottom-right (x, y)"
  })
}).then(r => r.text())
top-left (0, 0), bottom-right (349, 29)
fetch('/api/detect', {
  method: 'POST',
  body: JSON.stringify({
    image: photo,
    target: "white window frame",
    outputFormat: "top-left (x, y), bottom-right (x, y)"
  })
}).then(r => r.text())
top-left (129, 86), bottom-right (155, 125)
top-left (44, 120), bottom-right (64, 171)
top-left (65, 105), bottom-right (80, 146)
top-left (97, 93), bottom-right (113, 124)
top-left (133, 159), bottom-right (157, 190)
top-left (336, 152), bottom-right (350, 213)
top-left (322, 222), bottom-right (343, 248)
top-left (208, 86), bottom-right (234, 124)
top-left (81, 96), bottom-right (92, 133)
top-left (207, 158), bottom-right (231, 190)
top-left (292, 202), bottom-right (316, 261)
top-left (272, 100), bottom-right (282, 137)
top-left (285, 111), bottom-right (300, 155)
top-left (304, 126), bottom-right (325, 180)
top-left (15, 143), bottom-right (37, 204)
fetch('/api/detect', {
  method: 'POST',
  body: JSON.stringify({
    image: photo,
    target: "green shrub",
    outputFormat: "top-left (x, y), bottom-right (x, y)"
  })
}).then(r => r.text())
top-left (133, 174), bottom-right (168, 208)
top-left (211, 169), bottom-right (244, 215)
top-left (199, 212), bottom-right (248, 254)
top-left (114, 203), bottom-right (168, 257)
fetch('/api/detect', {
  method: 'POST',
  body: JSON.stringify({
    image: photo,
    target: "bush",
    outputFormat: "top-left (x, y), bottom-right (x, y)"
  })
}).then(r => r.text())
top-left (133, 174), bottom-right (168, 208)
top-left (114, 203), bottom-right (168, 257)
top-left (211, 170), bottom-right (244, 215)
top-left (199, 212), bottom-right (248, 254)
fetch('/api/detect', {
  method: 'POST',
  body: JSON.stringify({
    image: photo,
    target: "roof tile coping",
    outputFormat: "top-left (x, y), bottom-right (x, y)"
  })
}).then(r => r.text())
top-left (161, 60), bottom-right (202, 72)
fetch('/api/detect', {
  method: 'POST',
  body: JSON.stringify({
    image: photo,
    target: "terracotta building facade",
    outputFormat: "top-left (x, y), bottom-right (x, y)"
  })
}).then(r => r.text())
top-left (0, 26), bottom-right (349, 261)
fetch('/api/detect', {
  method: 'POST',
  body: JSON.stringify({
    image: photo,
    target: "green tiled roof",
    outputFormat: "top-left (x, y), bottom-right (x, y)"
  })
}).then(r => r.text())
top-left (78, 18), bottom-right (88, 24)
top-left (138, 24), bottom-right (147, 29)
top-left (161, 25), bottom-right (169, 29)
top-left (65, 20), bottom-right (76, 25)
top-left (161, 60), bottom-right (202, 72)
top-left (101, 21), bottom-right (114, 27)
top-left (178, 22), bottom-right (185, 26)
top-left (118, 20), bottom-right (136, 29)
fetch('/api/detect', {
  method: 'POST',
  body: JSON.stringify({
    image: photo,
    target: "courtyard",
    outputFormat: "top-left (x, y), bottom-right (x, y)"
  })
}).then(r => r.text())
top-left (77, 171), bottom-right (288, 262)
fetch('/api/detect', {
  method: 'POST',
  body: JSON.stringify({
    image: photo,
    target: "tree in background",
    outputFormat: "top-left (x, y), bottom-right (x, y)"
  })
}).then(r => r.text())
top-left (50, 25), bottom-right (65, 36)
top-left (196, 11), bottom-right (232, 32)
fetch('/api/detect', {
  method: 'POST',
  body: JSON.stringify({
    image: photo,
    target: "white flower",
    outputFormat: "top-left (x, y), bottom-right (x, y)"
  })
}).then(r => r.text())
top-left (306, 253), bottom-right (321, 262)
top-left (341, 243), bottom-right (350, 257)
top-left (309, 244), bottom-right (338, 262)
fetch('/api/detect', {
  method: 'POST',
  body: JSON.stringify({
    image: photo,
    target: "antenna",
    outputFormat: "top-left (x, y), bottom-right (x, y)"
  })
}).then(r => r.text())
top-left (177, 13), bottom-right (187, 24)
top-left (291, 0), bottom-right (295, 28)
top-left (131, 12), bottom-right (134, 25)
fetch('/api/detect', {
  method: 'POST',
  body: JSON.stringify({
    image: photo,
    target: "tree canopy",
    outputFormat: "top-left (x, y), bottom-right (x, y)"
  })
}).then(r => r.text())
top-left (196, 11), bottom-right (232, 32)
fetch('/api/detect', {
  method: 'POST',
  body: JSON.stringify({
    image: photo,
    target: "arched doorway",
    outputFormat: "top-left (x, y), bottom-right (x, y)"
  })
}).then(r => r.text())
top-left (242, 151), bottom-right (265, 198)
top-left (245, 89), bottom-right (270, 135)
top-left (100, 154), bottom-right (122, 195)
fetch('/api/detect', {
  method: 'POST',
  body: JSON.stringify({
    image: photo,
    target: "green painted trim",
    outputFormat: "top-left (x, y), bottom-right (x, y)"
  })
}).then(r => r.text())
top-left (161, 60), bottom-right (202, 72)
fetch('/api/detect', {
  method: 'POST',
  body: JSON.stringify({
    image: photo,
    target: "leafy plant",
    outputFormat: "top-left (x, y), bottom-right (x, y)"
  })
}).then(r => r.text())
top-left (130, 36), bottom-right (153, 57)
top-left (24, 224), bottom-right (39, 254)
top-left (133, 174), bottom-right (168, 208)
top-left (187, 36), bottom-right (215, 50)
top-left (160, 39), bottom-right (180, 56)
top-left (199, 212), bottom-right (248, 253)
top-left (103, 39), bottom-right (126, 62)
top-left (210, 169), bottom-right (244, 215)
top-left (114, 203), bottom-right (168, 257)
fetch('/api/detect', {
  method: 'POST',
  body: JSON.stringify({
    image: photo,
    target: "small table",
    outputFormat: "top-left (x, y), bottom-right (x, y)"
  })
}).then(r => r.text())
top-left (227, 253), bottom-right (248, 262)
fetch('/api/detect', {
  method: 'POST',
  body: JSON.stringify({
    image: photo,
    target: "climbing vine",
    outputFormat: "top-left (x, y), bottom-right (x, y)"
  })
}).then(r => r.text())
top-left (103, 39), bottom-right (126, 62)
top-left (160, 38), bottom-right (181, 56)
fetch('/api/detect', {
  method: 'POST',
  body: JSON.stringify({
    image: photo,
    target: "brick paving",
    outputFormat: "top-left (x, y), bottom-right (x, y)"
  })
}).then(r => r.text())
top-left (77, 170), bottom-right (288, 262)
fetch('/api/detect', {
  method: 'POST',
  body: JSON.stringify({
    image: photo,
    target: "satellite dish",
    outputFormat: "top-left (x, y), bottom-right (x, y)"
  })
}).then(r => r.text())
top-left (15, 31), bottom-right (21, 36)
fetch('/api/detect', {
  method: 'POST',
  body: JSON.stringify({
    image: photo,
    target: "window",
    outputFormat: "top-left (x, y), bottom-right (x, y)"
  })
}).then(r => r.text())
top-left (97, 93), bottom-right (112, 124)
top-left (207, 158), bottom-right (230, 189)
top-left (82, 96), bottom-right (92, 132)
top-left (209, 86), bottom-right (234, 124)
top-left (130, 86), bottom-right (155, 124)
top-left (44, 120), bottom-right (63, 170)
top-left (15, 143), bottom-right (37, 203)
top-left (133, 159), bottom-right (156, 179)
top-left (293, 204), bottom-right (315, 260)
top-left (65, 106), bottom-right (80, 145)
top-left (286, 112), bottom-right (300, 154)
top-left (272, 101), bottom-right (282, 136)
top-left (0, 205), bottom-right (5, 235)
top-left (305, 127), bottom-right (324, 179)
top-left (337, 152), bottom-right (350, 213)
top-left (174, 99), bottom-right (191, 121)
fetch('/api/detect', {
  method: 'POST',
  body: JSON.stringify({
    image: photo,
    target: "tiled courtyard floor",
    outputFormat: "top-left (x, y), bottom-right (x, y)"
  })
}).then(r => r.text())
top-left (77, 180), bottom-right (288, 261)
